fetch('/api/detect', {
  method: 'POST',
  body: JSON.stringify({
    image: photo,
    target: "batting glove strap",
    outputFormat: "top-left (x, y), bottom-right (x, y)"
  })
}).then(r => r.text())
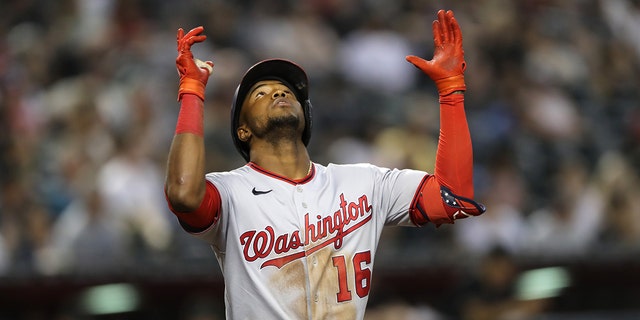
top-left (435, 74), bottom-right (466, 96)
top-left (178, 77), bottom-right (206, 101)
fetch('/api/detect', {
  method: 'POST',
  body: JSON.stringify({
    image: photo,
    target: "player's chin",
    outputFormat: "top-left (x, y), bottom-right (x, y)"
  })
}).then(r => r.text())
top-left (268, 113), bottom-right (300, 127)
top-left (269, 105), bottom-right (301, 120)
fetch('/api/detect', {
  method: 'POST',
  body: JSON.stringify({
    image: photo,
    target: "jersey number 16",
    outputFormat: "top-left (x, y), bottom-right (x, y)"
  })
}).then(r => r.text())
top-left (332, 251), bottom-right (372, 302)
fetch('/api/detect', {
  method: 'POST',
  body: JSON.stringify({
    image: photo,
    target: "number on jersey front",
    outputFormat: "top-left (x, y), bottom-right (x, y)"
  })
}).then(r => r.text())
top-left (332, 251), bottom-right (372, 302)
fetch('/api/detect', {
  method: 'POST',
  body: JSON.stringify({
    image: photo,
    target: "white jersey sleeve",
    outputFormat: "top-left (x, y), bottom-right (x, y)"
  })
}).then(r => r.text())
top-left (186, 162), bottom-right (426, 320)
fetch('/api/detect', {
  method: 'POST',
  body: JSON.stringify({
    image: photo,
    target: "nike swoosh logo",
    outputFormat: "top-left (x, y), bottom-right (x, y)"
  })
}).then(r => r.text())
top-left (252, 187), bottom-right (273, 195)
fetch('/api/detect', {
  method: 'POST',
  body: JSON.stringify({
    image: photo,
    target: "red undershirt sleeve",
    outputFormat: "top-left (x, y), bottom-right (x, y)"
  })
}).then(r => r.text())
top-left (166, 181), bottom-right (221, 232)
top-left (409, 94), bottom-right (485, 226)
top-left (434, 94), bottom-right (474, 196)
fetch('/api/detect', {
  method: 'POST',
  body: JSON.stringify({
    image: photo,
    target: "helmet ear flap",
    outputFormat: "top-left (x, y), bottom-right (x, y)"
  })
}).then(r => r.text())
top-left (230, 85), bottom-right (251, 162)
top-left (301, 99), bottom-right (313, 146)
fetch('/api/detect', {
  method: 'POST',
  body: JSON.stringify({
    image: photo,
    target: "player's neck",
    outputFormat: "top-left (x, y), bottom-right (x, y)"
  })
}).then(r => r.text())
top-left (250, 148), bottom-right (312, 180)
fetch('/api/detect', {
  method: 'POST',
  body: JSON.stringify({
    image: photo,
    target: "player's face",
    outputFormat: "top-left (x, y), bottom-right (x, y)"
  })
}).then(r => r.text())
top-left (238, 80), bottom-right (305, 143)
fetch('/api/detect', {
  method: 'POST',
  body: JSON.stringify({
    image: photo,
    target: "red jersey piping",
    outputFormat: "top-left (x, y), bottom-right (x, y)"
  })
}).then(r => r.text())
top-left (248, 162), bottom-right (315, 185)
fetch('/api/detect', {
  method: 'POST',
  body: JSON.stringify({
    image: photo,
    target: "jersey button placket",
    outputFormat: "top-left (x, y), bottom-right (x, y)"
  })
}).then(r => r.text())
top-left (293, 184), bottom-right (308, 249)
top-left (293, 184), bottom-right (315, 307)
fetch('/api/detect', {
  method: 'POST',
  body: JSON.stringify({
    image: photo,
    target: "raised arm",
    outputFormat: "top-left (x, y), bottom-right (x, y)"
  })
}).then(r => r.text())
top-left (406, 10), bottom-right (485, 226)
top-left (165, 26), bottom-right (214, 214)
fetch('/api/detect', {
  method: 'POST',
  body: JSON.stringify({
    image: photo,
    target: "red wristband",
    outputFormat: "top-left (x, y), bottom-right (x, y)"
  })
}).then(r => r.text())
top-left (435, 74), bottom-right (466, 96)
top-left (175, 94), bottom-right (204, 136)
top-left (178, 77), bottom-right (206, 101)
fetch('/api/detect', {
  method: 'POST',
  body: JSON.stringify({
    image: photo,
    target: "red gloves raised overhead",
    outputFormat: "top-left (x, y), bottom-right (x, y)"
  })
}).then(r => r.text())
top-left (406, 10), bottom-right (467, 96)
top-left (176, 26), bottom-right (214, 101)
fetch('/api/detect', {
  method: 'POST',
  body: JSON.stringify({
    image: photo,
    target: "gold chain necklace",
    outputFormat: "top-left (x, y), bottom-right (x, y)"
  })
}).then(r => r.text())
top-left (307, 161), bottom-right (313, 175)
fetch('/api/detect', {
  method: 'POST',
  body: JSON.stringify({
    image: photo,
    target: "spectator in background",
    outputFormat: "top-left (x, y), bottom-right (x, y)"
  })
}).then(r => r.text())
top-left (447, 246), bottom-right (549, 320)
top-left (96, 128), bottom-right (174, 254)
top-left (0, 232), bottom-right (7, 275)
top-left (454, 154), bottom-right (528, 257)
top-left (601, 0), bottom-right (640, 60)
top-left (338, 15), bottom-right (417, 95)
top-left (599, 187), bottom-right (640, 253)
top-left (40, 182), bottom-right (129, 275)
top-left (0, 176), bottom-right (51, 275)
top-left (594, 152), bottom-right (640, 254)
top-left (523, 158), bottom-right (604, 258)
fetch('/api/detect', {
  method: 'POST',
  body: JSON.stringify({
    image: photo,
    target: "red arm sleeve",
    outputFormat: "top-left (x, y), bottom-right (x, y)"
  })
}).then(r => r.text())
top-left (166, 180), bottom-right (221, 232)
top-left (409, 94), bottom-right (485, 226)
top-left (435, 94), bottom-right (474, 196)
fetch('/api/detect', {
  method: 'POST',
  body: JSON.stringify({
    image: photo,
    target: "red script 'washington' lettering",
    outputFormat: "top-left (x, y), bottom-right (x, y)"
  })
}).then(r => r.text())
top-left (239, 193), bottom-right (372, 268)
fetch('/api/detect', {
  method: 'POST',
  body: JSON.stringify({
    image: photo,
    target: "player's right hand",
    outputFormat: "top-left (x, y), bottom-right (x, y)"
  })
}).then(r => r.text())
top-left (406, 10), bottom-right (466, 96)
top-left (176, 26), bottom-right (214, 101)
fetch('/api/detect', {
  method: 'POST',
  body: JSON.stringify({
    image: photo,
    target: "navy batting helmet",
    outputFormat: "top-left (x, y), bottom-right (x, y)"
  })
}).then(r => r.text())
top-left (230, 59), bottom-right (313, 162)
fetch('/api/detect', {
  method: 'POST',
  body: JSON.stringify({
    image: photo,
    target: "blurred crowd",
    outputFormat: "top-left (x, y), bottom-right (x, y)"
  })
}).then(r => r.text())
top-left (1, 0), bottom-right (639, 295)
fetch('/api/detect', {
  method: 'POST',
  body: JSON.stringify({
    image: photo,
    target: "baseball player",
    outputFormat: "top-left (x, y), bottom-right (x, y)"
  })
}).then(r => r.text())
top-left (165, 9), bottom-right (485, 320)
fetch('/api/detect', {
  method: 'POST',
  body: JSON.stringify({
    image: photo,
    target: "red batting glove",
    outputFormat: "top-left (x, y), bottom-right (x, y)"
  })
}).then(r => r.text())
top-left (406, 10), bottom-right (466, 96)
top-left (176, 26), bottom-right (214, 101)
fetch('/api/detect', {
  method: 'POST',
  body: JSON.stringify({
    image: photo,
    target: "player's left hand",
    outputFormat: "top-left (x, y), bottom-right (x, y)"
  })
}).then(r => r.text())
top-left (176, 26), bottom-right (214, 101)
top-left (406, 10), bottom-right (466, 96)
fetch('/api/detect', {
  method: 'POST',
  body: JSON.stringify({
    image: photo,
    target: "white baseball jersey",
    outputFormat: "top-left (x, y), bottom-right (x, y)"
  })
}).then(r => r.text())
top-left (190, 162), bottom-right (427, 320)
